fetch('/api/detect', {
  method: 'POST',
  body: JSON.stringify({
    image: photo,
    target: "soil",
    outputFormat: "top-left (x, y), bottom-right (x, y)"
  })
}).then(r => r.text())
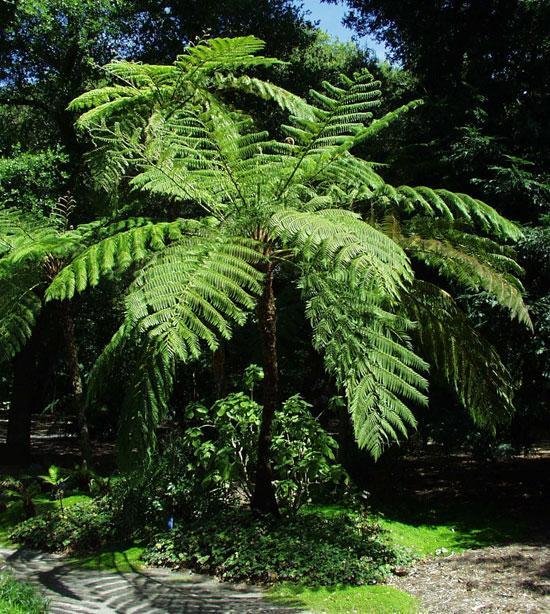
top-left (390, 543), bottom-right (550, 613)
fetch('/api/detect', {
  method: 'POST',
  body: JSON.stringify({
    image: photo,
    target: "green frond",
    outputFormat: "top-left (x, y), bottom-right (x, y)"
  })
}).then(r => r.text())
top-left (302, 269), bottom-right (428, 459)
top-left (46, 218), bottom-right (207, 301)
top-left (269, 208), bottom-right (413, 299)
top-left (354, 99), bottom-right (423, 145)
top-left (126, 235), bottom-right (263, 363)
top-left (393, 186), bottom-right (522, 240)
top-left (213, 74), bottom-right (316, 120)
top-left (0, 276), bottom-right (42, 362)
top-left (85, 322), bottom-right (131, 408)
top-left (176, 36), bottom-right (281, 73)
top-left (118, 339), bottom-right (176, 470)
top-left (403, 234), bottom-right (531, 327)
top-left (403, 280), bottom-right (515, 428)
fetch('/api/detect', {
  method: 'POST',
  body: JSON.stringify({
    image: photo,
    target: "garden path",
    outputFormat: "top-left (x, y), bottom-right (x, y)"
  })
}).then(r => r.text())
top-left (0, 548), bottom-right (299, 613)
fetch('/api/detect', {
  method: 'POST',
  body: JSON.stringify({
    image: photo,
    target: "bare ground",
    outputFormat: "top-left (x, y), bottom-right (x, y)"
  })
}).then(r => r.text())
top-left (390, 543), bottom-right (550, 613)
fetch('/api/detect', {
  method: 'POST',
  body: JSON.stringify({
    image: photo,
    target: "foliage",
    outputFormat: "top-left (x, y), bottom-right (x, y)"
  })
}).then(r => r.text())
top-left (47, 36), bottom-right (528, 470)
top-left (144, 508), bottom-right (405, 585)
top-left (9, 499), bottom-right (114, 553)
top-left (105, 384), bottom-right (345, 538)
top-left (185, 390), bottom-right (346, 512)
top-left (105, 437), bottom-right (224, 540)
top-left (0, 148), bottom-right (68, 211)
top-left (0, 572), bottom-right (48, 614)
top-left (39, 465), bottom-right (68, 511)
top-left (0, 476), bottom-right (39, 519)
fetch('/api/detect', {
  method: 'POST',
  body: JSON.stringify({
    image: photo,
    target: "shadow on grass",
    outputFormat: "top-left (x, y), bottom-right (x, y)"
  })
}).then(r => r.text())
top-left (68, 545), bottom-right (144, 573)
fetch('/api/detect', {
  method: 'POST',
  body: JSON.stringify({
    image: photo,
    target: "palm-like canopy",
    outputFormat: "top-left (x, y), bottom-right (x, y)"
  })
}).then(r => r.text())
top-left (45, 37), bottom-right (530, 507)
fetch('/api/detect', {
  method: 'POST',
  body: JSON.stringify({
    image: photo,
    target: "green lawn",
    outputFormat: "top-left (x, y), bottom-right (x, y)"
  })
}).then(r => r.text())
top-left (306, 502), bottom-right (528, 557)
top-left (69, 545), bottom-right (144, 572)
top-left (267, 502), bottom-right (529, 613)
top-left (268, 584), bottom-right (418, 614)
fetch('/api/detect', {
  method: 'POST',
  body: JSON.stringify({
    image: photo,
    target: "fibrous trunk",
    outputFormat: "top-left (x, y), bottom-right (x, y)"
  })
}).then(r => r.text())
top-left (251, 261), bottom-right (280, 517)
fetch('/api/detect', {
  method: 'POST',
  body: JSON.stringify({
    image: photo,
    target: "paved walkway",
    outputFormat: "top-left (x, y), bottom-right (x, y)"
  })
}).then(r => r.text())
top-left (1, 549), bottom-right (298, 613)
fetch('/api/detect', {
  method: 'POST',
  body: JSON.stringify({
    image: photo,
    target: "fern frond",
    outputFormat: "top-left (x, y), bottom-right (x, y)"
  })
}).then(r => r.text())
top-left (403, 280), bottom-right (515, 427)
top-left (302, 268), bottom-right (428, 459)
top-left (213, 74), bottom-right (316, 119)
top-left (0, 276), bottom-right (42, 362)
top-left (46, 218), bottom-right (207, 301)
top-left (126, 235), bottom-right (263, 362)
top-left (392, 186), bottom-right (522, 240)
top-left (270, 208), bottom-right (412, 298)
top-left (403, 234), bottom-right (531, 326)
top-left (176, 36), bottom-right (281, 73)
top-left (118, 339), bottom-right (176, 470)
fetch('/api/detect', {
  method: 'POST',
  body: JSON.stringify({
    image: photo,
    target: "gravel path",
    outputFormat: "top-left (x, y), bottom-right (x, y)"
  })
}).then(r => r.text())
top-left (389, 544), bottom-right (550, 613)
top-left (0, 548), bottom-right (296, 613)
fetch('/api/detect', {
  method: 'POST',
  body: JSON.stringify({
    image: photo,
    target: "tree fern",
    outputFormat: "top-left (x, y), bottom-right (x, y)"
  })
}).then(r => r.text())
top-left (51, 38), bottom-right (530, 485)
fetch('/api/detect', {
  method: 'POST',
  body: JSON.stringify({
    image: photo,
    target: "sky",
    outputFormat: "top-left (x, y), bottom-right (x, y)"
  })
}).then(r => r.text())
top-left (301, 0), bottom-right (388, 59)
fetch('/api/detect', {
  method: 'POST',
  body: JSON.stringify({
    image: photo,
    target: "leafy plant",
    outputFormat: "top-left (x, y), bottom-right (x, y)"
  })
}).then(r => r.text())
top-left (0, 476), bottom-right (39, 519)
top-left (39, 465), bottom-right (68, 511)
top-left (10, 500), bottom-right (114, 553)
top-left (185, 390), bottom-right (346, 512)
top-left (145, 508), bottom-right (406, 585)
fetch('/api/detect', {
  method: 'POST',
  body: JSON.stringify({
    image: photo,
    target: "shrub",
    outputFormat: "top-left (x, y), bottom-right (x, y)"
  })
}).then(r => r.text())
top-left (105, 435), bottom-right (224, 541)
top-left (104, 384), bottom-right (347, 540)
top-left (144, 508), bottom-right (405, 586)
top-left (0, 571), bottom-right (48, 614)
top-left (10, 500), bottom-right (114, 553)
top-left (185, 389), bottom-right (348, 513)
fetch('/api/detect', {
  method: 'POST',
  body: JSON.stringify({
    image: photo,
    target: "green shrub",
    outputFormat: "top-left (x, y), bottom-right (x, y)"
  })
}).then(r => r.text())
top-left (185, 390), bottom-right (347, 513)
top-left (0, 572), bottom-right (48, 614)
top-left (106, 435), bottom-right (224, 541)
top-left (105, 385), bottom-right (346, 540)
top-left (144, 508), bottom-right (406, 585)
top-left (10, 500), bottom-right (114, 553)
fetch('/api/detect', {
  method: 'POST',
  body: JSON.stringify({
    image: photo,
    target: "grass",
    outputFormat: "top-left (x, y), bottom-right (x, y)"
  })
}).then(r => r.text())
top-left (306, 502), bottom-right (529, 557)
top-left (0, 572), bottom-right (48, 614)
top-left (0, 492), bottom-right (145, 573)
top-left (69, 545), bottom-right (145, 572)
top-left (267, 501), bottom-right (530, 612)
top-left (268, 584), bottom-right (418, 613)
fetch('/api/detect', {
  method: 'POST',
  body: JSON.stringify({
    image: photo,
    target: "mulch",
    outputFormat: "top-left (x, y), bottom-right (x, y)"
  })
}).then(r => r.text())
top-left (389, 543), bottom-right (550, 613)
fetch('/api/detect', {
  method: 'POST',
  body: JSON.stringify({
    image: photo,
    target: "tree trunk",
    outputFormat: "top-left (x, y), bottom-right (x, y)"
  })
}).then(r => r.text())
top-left (251, 262), bottom-right (280, 517)
top-left (4, 346), bottom-right (35, 467)
top-left (4, 303), bottom-right (53, 467)
top-left (58, 301), bottom-right (91, 467)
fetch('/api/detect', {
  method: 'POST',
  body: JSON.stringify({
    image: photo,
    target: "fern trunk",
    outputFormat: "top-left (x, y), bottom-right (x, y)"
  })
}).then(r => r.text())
top-left (251, 262), bottom-right (280, 517)
top-left (59, 301), bottom-right (91, 467)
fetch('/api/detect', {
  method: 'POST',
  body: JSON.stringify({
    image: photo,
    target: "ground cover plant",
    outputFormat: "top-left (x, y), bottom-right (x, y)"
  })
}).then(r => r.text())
top-left (144, 507), bottom-right (409, 585)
